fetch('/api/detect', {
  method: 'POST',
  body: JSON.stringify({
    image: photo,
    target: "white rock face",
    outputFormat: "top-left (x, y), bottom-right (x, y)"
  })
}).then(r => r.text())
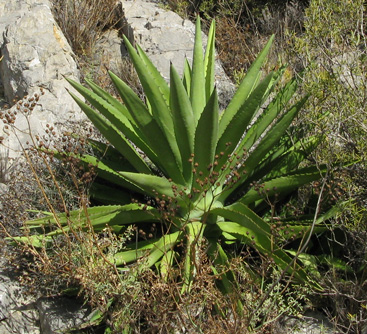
top-left (0, 0), bottom-right (83, 162)
top-left (0, 268), bottom-right (40, 334)
top-left (122, 0), bottom-right (196, 81)
top-left (0, 0), bottom-right (80, 109)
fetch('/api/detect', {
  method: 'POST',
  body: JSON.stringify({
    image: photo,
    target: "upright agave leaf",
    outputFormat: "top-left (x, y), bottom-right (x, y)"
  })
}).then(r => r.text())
top-left (16, 17), bottom-right (345, 295)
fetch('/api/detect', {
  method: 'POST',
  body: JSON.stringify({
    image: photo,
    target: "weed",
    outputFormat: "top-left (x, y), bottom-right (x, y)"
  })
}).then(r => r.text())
top-left (50, 0), bottom-right (123, 58)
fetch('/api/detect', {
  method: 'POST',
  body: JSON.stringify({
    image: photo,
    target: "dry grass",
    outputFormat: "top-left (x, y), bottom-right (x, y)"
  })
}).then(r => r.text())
top-left (50, 0), bottom-right (123, 58)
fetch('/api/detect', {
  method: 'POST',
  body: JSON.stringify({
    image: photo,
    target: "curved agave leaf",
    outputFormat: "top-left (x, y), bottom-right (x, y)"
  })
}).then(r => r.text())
top-left (249, 135), bottom-right (322, 183)
top-left (193, 88), bottom-right (219, 183)
top-left (67, 90), bottom-right (152, 174)
top-left (113, 231), bottom-right (182, 268)
top-left (206, 241), bottom-right (237, 294)
top-left (204, 20), bottom-right (216, 102)
top-left (122, 36), bottom-right (174, 136)
top-left (22, 204), bottom-right (158, 237)
top-left (109, 71), bottom-right (185, 184)
top-left (218, 35), bottom-right (275, 139)
top-left (112, 239), bottom-right (155, 265)
top-left (89, 183), bottom-right (132, 205)
top-left (182, 58), bottom-right (192, 94)
top-left (83, 78), bottom-right (137, 126)
top-left (239, 76), bottom-right (300, 153)
top-left (64, 153), bottom-right (145, 193)
top-left (237, 91), bottom-right (307, 175)
top-left (182, 221), bottom-right (204, 292)
top-left (215, 71), bottom-right (277, 170)
top-left (219, 96), bottom-right (308, 203)
top-left (170, 64), bottom-right (195, 184)
top-left (212, 205), bottom-right (312, 285)
top-left (159, 250), bottom-right (177, 280)
top-left (118, 172), bottom-right (188, 211)
top-left (66, 78), bottom-right (138, 142)
top-left (191, 18), bottom-right (206, 121)
top-left (141, 231), bottom-right (183, 269)
top-left (136, 44), bottom-right (170, 102)
top-left (238, 165), bottom-right (327, 205)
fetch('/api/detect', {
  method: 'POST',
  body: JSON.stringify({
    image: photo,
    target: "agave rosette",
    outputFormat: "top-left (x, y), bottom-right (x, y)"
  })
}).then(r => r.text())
top-left (19, 19), bottom-right (334, 291)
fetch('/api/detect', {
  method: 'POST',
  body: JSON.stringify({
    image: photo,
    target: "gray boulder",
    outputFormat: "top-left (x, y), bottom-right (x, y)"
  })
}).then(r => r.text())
top-left (0, 268), bottom-right (40, 334)
top-left (0, 0), bottom-right (83, 162)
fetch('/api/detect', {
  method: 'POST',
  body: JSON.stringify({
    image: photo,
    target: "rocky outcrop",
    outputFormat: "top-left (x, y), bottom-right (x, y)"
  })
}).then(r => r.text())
top-left (0, 271), bottom-right (92, 334)
top-left (0, 272), bottom-right (40, 334)
top-left (0, 0), bottom-right (83, 165)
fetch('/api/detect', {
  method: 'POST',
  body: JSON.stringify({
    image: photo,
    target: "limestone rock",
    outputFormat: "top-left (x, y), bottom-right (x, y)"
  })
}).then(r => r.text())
top-left (0, 0), bottom-right (80, 108)
top-left (0, 273), bottom-right (40, 334)
top-left (0, 0), bottom-right (84, 162)
top-left (94, 29), bottom-right (127, 74)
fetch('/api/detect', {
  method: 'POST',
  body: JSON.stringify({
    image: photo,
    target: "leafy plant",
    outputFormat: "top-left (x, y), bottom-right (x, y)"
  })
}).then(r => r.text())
top-left (16, 18), bottom-right (335, 294)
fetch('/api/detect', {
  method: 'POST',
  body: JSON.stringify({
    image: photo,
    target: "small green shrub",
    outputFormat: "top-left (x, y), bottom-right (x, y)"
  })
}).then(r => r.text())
top-left (285, 1), bottom-right (367, 331)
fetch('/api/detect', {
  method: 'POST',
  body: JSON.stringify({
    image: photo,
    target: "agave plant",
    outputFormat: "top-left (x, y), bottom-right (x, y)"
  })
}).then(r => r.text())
top-left (18, 19), bottom-right (333, 292)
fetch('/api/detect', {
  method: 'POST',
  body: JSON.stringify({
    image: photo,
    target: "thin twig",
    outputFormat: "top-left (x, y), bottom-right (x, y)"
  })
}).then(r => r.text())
top-left (248, 171), bottom-right (328, 324)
